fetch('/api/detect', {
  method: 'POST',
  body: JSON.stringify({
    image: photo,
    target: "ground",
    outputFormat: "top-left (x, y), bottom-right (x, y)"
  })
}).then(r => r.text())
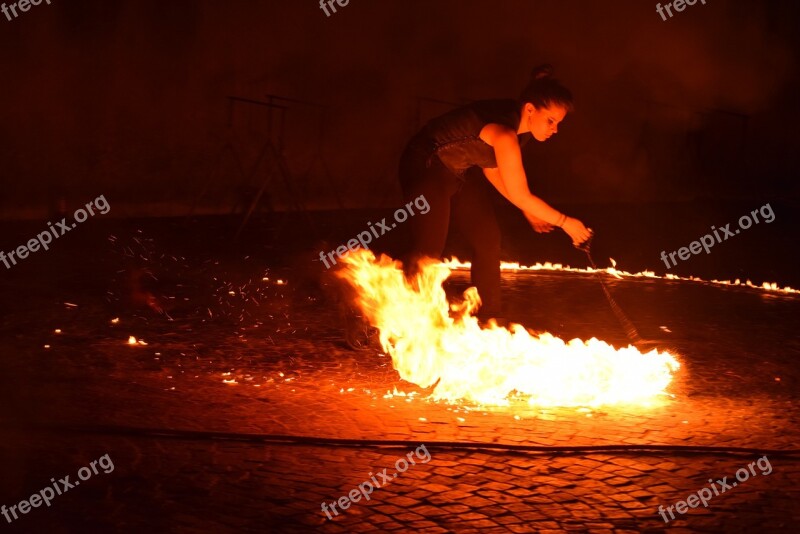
top-left (0, 213), bottom-right (798, 533)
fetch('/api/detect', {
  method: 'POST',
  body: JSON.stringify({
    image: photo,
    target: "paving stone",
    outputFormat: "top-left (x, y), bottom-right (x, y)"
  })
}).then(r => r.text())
top-left (1, 219), bottom-right (798, 532)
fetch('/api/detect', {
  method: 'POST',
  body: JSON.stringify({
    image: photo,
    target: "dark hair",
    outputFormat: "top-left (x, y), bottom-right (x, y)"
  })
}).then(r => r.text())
top-left (519, 64), bottom-right (574, 111)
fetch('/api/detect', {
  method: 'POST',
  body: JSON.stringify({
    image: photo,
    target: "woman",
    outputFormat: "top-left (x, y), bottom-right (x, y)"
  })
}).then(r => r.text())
top-left (399, 64), bottom-right (591, 322)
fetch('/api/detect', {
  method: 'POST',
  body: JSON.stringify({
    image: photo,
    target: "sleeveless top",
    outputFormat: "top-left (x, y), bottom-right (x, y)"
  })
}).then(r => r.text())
top-left (407, 99), bottom-right (532, 177)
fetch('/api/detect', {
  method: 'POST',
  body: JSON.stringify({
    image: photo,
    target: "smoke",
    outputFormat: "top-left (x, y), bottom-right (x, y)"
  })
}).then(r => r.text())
top-left (0, 0), bottom-right (797, 214)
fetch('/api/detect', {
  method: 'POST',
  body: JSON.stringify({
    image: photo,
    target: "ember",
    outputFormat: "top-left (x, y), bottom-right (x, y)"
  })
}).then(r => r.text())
top-left (338, 250), bottom-right (680, 407)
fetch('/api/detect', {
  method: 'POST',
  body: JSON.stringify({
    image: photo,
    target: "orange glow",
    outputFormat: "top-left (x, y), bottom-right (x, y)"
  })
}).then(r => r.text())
top-left (127, 336), bottom-right (147, 346)
top-left (337, 250), bottom-right (680, 407)
top-left (442, 258), bottom-right (799, 295)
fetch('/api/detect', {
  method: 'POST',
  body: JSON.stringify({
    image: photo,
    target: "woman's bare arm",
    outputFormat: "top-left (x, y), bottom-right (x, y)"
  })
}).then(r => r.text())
top-left (480, 123), bottom-right (591, 244)
top-left (483, 167), bottom-right (554, 232)
top-left (480, 124), bottom-right (564, 224)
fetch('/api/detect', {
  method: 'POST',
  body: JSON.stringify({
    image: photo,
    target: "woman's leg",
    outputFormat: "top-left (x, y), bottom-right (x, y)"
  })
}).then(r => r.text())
top-left (451, 169), bottom-right (502, 318)
top-left (399, 150), bottom-right (461, 276)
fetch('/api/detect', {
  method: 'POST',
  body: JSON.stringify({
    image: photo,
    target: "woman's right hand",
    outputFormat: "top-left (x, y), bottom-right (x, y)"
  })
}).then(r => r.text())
top-left (561, 217), bottom-right (591, 247)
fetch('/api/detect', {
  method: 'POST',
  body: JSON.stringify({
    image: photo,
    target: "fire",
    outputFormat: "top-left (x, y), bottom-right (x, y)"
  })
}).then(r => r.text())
top-left (337, 250), bottom-right (680, 407)
top-left (442, 258), bottom-right (799, 295)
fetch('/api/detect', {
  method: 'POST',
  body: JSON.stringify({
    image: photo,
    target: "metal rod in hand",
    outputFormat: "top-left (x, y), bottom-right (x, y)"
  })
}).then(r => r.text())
top-left (576, 232), bottom-right (642, 344)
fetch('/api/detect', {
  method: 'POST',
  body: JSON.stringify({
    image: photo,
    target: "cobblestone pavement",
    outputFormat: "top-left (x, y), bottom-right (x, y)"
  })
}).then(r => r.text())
top-left (1, 221), bottom-right (799, 533)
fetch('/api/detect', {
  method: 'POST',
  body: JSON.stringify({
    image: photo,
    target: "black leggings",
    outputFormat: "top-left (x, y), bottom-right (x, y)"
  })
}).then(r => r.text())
top-left (399, 146), bottom-right (502, 316)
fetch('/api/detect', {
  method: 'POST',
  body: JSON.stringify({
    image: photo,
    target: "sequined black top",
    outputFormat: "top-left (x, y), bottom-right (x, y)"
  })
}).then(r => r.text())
top-left (407, 99), bottom-right (532, 176)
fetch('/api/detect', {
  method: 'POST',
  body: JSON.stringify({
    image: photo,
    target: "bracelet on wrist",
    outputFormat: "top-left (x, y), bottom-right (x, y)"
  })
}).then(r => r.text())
top-left (555, 213), bottom-right (568, 227)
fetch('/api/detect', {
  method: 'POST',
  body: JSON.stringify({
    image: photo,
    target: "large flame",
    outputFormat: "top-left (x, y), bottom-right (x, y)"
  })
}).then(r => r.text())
top-left (337, 250), bottom-right (680, 407)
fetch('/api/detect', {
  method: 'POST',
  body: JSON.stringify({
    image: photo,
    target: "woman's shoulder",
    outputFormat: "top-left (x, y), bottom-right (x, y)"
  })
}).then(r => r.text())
top-left (419, 99), bottom-right (519, 141)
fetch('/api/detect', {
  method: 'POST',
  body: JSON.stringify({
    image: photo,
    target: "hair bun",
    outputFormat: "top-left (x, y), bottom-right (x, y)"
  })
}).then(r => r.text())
top-left (520, 64), bottom-right (574, 111)
top-left (531, 64), bottom-right (554, 81)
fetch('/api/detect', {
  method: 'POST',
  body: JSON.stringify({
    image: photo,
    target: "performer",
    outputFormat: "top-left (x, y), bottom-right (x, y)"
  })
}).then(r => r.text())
top-left (399, 64), bottom-right (591, 321)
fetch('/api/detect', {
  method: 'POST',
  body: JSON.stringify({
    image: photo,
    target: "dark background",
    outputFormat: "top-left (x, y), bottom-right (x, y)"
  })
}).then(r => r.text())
top-left (0, 0), bottom-right (798, 282)
top-left (1, 4), bottom-right (799, 532)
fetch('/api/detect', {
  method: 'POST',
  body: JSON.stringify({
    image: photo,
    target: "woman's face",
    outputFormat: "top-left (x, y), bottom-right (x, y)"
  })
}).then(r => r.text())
top-left (524, 103), bottom-right (567, 142)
